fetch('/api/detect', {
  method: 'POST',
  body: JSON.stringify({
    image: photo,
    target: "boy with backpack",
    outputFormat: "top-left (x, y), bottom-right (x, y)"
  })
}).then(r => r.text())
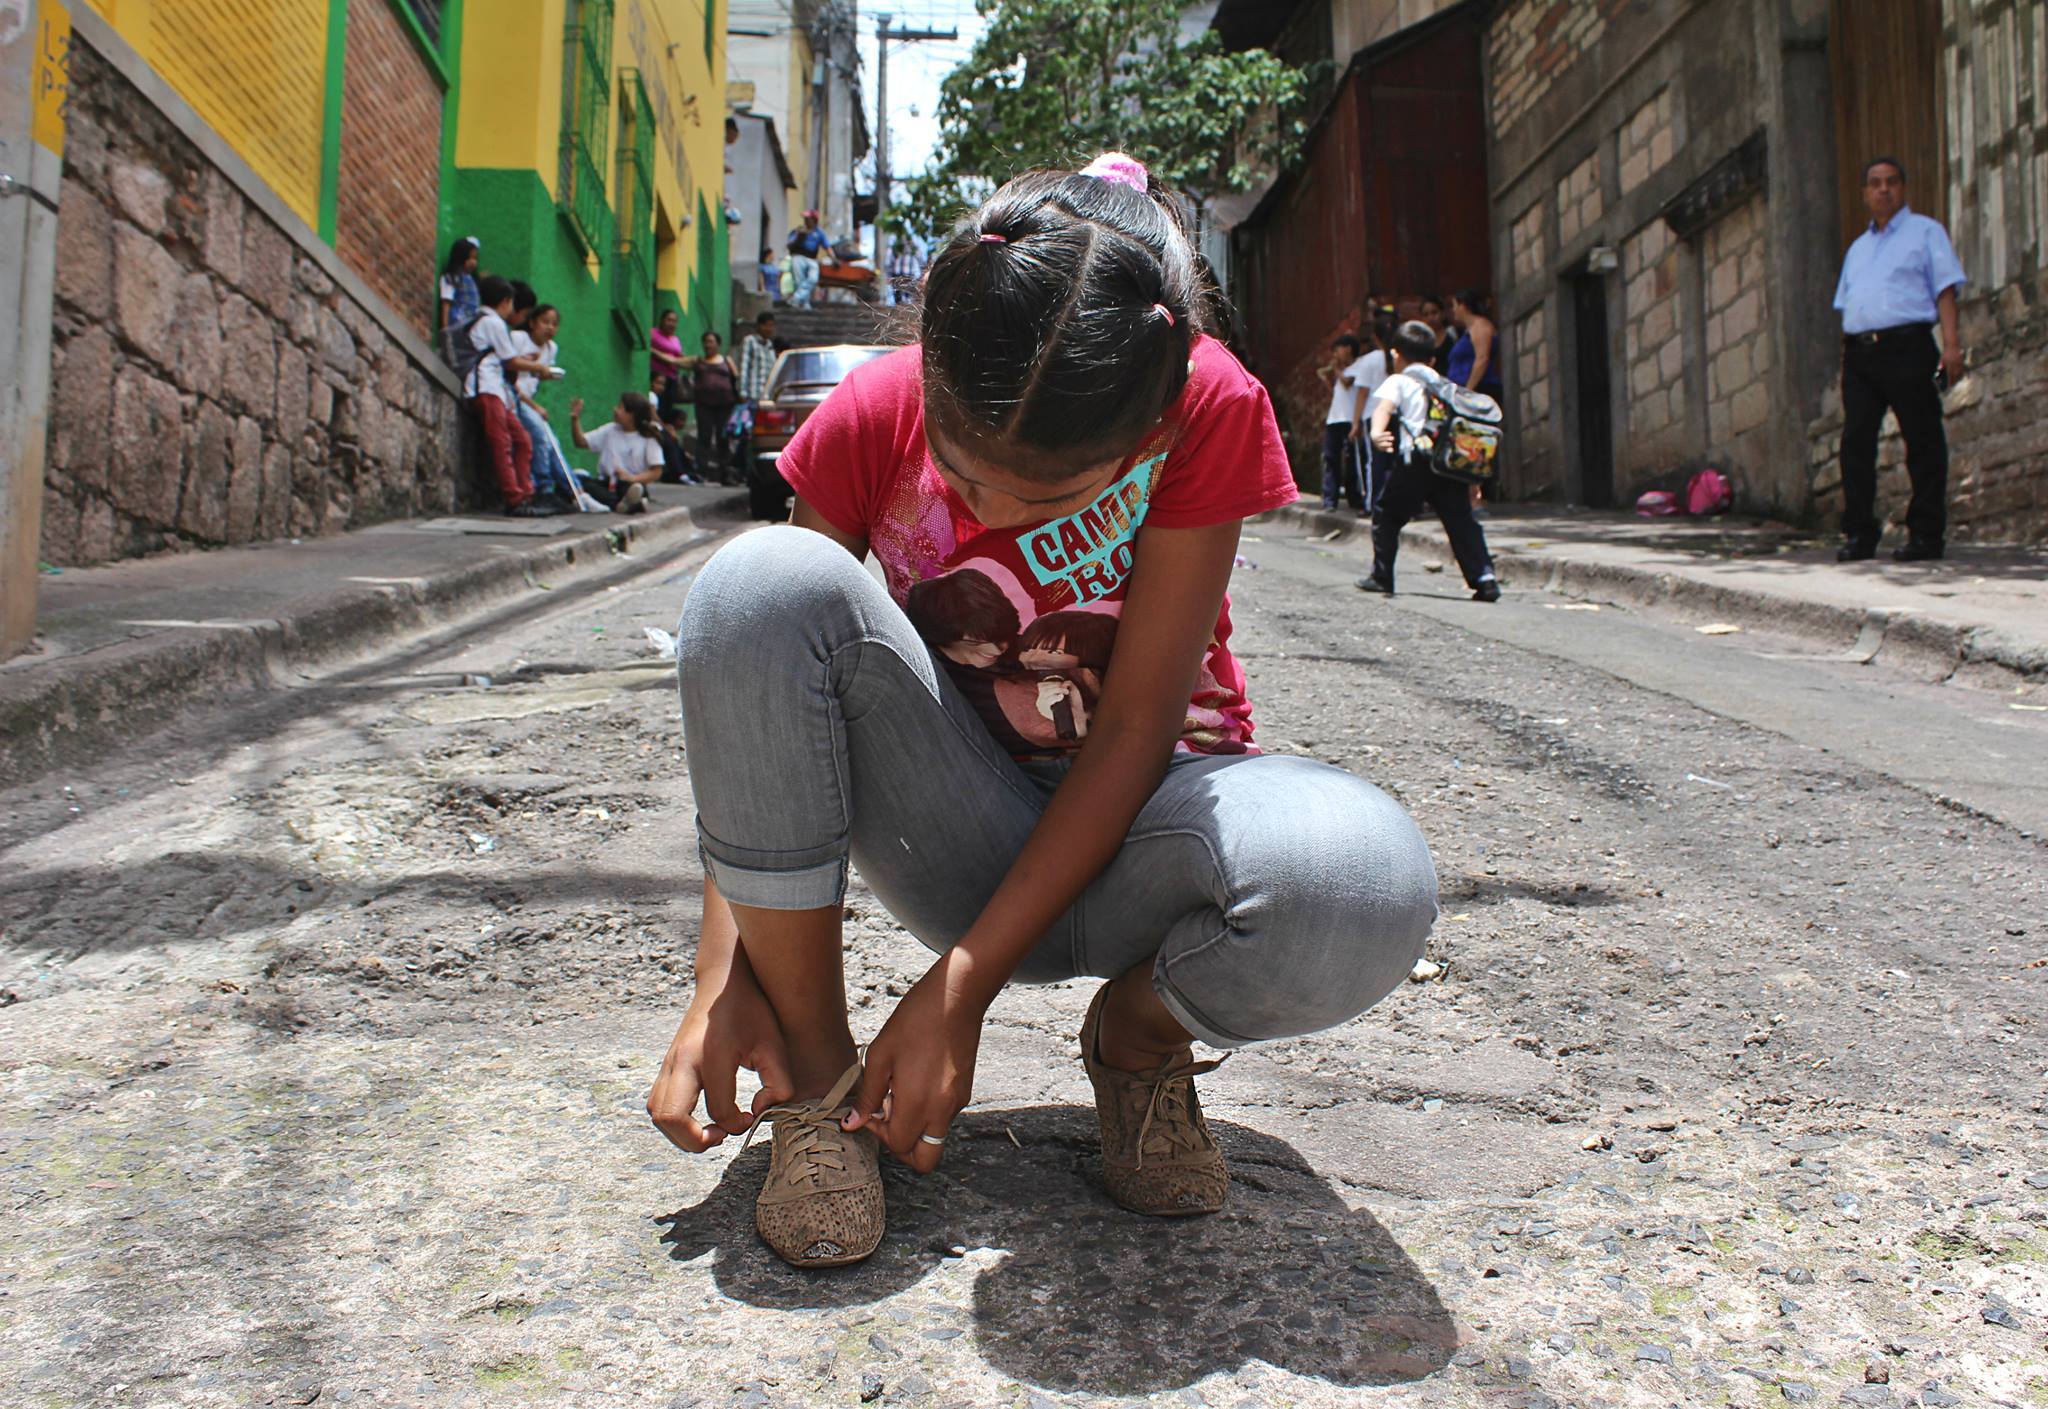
top-left (454, 275), bottom-right (555, 516)
top-left (1355, 320), bottom-right (1502, 602)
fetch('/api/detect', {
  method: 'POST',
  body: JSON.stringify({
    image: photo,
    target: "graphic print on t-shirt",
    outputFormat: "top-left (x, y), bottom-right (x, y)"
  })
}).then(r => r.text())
top-left (905, 557), bottom-right (1125, 753)
top-left (1017, 454), bottom-right (1160, 604)
top-left (776, 339), bottom-right (1302, 760)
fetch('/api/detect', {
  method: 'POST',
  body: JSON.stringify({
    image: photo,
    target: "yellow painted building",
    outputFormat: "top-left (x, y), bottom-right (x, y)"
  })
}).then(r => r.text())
top-left (77, 0), bottom-right (338, 232)
top-left (448, 0), bottom-right (730, 409)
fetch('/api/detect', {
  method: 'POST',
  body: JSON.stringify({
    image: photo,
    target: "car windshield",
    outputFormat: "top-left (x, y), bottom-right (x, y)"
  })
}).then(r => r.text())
top-left (772, 348), bottom-right (889, 393)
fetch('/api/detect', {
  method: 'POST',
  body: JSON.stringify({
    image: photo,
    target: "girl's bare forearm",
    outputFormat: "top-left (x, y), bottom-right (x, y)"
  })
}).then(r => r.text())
top-left (694, 875), bottom-right (752, 997)
top-left (941, 721), bottom-right (1174, 1005)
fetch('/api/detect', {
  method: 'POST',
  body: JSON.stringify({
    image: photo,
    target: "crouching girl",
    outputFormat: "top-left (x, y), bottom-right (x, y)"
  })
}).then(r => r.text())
top-left (647, 155), bottom-right (1440, 1267)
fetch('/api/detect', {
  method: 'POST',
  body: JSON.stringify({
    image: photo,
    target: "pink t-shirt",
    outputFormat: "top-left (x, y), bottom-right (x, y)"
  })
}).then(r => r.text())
top-left (650, 326), bottom-right (684, 384)
top-left (779, 337), bottom-right (1297, 758)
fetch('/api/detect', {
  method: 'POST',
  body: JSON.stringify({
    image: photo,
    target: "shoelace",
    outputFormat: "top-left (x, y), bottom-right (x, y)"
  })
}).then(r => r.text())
top-left (1129, 1053), bottom-right (1225, 1168)
top-left (742, 1062), bottom-right (865, 1190)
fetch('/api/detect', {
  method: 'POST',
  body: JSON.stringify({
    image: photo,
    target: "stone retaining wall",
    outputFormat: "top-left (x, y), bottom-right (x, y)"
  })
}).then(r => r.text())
top-left (40, 37), bottom-right (468, 567)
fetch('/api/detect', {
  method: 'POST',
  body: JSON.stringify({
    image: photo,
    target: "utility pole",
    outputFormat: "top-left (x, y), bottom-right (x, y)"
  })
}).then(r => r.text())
top-left (1, 1), bottom-right (70, 660)
top-left (872, 13), bottom-right (955, 277)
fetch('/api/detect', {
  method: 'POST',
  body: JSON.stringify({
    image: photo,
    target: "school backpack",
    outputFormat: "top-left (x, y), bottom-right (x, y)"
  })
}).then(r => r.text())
top-left (1685, 467), bottom-right (1733, 516)
top-left (442, 312), bottom-right (491, 391)
top-left (1404, 370), bottom-right (1503, 487)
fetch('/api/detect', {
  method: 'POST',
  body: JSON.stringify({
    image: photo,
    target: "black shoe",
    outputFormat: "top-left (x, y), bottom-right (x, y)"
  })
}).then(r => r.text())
top-left (1892, 540), bottom-right (1944, 562)
top-left (1355, 572), bottom-right (1394, 595)
top-left (1473, 578), bottom-right (1501, 603)
top-left (1836, 539), bottom-right (1878, 562)
top-left (507, 501), bottom-right (553, 517)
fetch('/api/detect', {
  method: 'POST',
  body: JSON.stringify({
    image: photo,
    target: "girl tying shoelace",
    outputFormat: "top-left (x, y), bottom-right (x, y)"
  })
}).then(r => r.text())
top-left (647, 153), bottom-right (1442, 1268)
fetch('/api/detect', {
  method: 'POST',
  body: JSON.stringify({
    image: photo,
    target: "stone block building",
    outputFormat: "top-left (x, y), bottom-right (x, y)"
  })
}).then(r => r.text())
top-left (32, 0), bottom-right (735, 571)
top-left (40, 1), bottom-right (466, 567)
top-left (1484, 0), bottom-right (2047, 544)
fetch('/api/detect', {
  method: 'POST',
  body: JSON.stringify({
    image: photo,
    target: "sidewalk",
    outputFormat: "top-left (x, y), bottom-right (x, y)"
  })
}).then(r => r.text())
top-left (0, 487), bottom-right (743, 786)
top-left (1259, 498), bottom-right (2048, 688)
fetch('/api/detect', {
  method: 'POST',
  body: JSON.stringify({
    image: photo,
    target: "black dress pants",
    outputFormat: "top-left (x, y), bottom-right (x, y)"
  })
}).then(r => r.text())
top-left (1840, 329), bottom-right (1947, 546)
top-left (1370, 453), bottom-right (1494, 589)
top-left (1320, 422), bottom-right (1364, 511)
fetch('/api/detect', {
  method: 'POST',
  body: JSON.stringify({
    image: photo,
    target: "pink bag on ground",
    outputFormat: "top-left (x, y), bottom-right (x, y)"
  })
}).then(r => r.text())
top-left (1686, 468), bottom-right (1733, 516)
top-left (1635, 489), bottom-right (1680, 517)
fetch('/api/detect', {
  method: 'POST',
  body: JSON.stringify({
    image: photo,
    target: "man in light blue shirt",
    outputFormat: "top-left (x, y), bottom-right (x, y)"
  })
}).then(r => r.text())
top-left (1831, 157), bottom-right (1967, 561)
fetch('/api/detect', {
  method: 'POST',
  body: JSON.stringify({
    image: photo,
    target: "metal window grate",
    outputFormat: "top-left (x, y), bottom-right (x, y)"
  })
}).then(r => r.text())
top-left (398, 0), bottom-right (444, 44)
top-left (611, 70), bottom-right (655, 347)
top-left (557, 0), bottom-right (615, 259)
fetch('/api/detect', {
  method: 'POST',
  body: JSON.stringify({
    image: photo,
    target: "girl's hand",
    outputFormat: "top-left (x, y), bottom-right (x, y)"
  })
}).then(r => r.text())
top-left (569, 397), bottom-right (584, 418)
top-left (1371, 428), bottom-right (1396, 453)
top-left (845, 958), bottom-right (986, 1173)
top-left (646, 966), bottom-right (796, 1153)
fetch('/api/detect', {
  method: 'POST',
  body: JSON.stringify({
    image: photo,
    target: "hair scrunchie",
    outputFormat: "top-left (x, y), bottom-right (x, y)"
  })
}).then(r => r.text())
top-left (1080, 152), bottom-right (1149, 194)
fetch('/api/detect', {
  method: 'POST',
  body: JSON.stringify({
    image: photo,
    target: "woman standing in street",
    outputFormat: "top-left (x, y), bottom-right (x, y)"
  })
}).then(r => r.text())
top-left (649, 309), bottom-right (688, 399)
top-left (1446, 289), bottom-right (1503, 396)
top-left (684, 331), bottom-right (740, 484)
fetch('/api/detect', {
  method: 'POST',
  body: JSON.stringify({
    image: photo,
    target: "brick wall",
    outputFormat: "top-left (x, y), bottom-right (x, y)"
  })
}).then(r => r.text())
top-left (1488, 0), bottom-right (1632, 137)
top-left (1523, 303), bottom-right (1548, 438)
top-left (1510, 200), bottom-right (1546, 283)
top-left (1702, 197), bottom-right (1772, 456)
top-left (40, 39), bottom-right (465, 567)
top-left (1555, 150), bottom-right (1602, 246)
top-left (1620, 218), bottom-right (1685, 444)
top-left (337, 0), bottom-right (444, 331)
top-left (1616, 86), bottom-right (1678, 195)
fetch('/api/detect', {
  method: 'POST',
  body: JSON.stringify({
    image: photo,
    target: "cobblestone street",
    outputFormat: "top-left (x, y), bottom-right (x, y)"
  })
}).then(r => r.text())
top-left (4, 516), bottom-right (2045, 1408)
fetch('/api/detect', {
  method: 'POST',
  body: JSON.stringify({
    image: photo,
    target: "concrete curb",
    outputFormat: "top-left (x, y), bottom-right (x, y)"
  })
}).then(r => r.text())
top-left (1253, 502), bottom-right (2043, 687)
top-left (0, 504), bottom-right (732, 789)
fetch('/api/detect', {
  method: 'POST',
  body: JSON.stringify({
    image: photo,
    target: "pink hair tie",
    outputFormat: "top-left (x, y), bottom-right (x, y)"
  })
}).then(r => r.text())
top-left (979, 233), bottom-right (1007, 244)
top-left (1152, 303), bottom-right (1176, 328)
top-left (1081, 152), bottom-right (1150, 193)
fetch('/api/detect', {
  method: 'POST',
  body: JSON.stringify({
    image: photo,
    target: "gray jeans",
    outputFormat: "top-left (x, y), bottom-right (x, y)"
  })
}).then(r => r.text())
top-left (676, 525), bottom-right (1439, 1048)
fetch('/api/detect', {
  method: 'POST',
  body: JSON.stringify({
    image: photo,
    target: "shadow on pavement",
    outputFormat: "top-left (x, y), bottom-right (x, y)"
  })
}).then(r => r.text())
top-left (654, 1104), bottom-right (1457, 1394)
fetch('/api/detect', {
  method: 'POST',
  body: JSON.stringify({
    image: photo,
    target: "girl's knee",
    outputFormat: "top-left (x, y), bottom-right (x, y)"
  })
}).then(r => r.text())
top-left (1164, 766), bottom-right (1438, 1045)
top-left (678, 525), bottom-right (867, 652)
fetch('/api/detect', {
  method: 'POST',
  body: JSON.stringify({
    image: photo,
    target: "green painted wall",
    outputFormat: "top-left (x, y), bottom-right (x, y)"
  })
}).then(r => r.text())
top-left (446, 166), bottom-right (699, 470)
top-left (447, 172), bottom-right (731, 462)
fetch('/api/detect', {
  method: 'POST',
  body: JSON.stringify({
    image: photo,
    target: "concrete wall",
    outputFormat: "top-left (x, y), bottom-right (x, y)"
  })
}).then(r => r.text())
top-left (727, 111), bottom-right (794, 303)
top-left (40, 33), bottom-right (465, 567)
top-left (728, 26), bottom-right (816, 215)
top-left (1484, 0), bottom-right (1840, 512)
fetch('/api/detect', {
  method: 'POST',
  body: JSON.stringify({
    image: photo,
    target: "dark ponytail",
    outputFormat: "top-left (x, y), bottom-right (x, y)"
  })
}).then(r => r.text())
top-left (620, 392), bottom-right (659, 438)
top-left (443, 238), bottom-right (478, 276)
top-left (919, 162), bottom-right (1215, 480)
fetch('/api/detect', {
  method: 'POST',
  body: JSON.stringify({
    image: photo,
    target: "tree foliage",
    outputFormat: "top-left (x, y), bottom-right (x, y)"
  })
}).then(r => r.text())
top-left (888, 0), bottom-right (1316, 242)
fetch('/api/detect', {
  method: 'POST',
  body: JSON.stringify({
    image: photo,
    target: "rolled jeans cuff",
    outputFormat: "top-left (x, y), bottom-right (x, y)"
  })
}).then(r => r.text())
top-left (696, 830), bottom-right (847, 911)
top-left (1152, 965), bottom-right (1252, 1051)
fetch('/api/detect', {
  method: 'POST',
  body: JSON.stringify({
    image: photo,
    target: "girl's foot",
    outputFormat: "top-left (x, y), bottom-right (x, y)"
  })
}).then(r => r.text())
top-left (1080, 984), bottom-right (1228, 1216)
top-left (749, 1062), bottom-right (884, 1267)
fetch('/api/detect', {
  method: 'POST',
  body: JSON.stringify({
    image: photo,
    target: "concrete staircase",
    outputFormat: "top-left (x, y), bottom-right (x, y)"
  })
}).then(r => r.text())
top-left (769, 300), bottom-right (912, 349)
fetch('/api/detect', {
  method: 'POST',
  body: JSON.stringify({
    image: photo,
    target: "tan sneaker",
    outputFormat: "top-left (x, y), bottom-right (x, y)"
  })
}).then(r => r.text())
top-left (1080, 983), bottom-right (1229, 1216)
top-left (746, 1062), bottom-right (884, 1267)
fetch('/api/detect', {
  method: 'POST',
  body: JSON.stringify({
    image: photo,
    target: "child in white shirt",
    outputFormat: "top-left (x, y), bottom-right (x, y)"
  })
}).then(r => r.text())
top-left (465, 275), bottom-right (552, 515)
top-left (1355, 320), bottom-right (1499, 601)
top-left (569, 393), bottom-right (666, 514)
top-left (509, 304), bottom-right (577, 505)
